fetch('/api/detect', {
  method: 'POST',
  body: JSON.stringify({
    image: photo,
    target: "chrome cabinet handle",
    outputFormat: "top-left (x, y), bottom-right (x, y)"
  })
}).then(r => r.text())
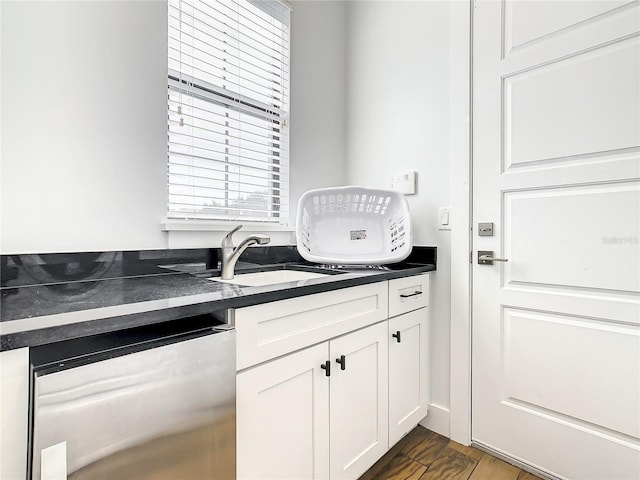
top-left (478, 251), bottom-right (509, 265)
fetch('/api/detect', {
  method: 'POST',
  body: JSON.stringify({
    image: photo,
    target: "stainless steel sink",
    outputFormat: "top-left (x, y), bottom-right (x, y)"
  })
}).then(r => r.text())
top-left (208, 269), bottom-right (331, 287)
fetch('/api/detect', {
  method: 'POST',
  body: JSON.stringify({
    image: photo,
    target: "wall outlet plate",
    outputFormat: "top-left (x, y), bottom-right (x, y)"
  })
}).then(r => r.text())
top-left (390, 171), bottom-right (416, 195)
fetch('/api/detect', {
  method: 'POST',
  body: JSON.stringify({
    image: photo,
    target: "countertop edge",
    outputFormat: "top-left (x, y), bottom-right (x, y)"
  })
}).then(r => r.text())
top-left (1, 265), bottom-right (435, 351)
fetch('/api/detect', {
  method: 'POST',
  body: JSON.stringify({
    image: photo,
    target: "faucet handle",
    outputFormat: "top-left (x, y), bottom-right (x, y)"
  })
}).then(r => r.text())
top-left (222, 225), bottom-right (243, 248)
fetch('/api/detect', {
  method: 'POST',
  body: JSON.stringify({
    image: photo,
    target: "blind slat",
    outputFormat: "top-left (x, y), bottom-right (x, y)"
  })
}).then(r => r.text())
top-left (168, 151), bottom-right (288, 173)
top-left (168, 208), bottom-right (287, 221)
top-left (167, 35), bottom-right (289, 81)
top-left (169, 198), bottom-right (288, 212)
top-left (168, 161), bottom-right (289, 186)
top-left (169, 191), bottom-right (289, 204)
top-left (169, 163), bottom-right (287, 182)
top-left (168, 127), bottom-right (286, 159)
top-left (168, 7), bottom-right (291, 55)
top-left (167, 109), bottom-right (286, 149)
top-left (169, 207), bottom-right (284, 220)
top-left (169, 203), bottom-right (288, 215)
top-left (169, 159), bottom-right (287, 178)
top-left (169, 188), bottom-right (288, 202)
top-left (167, 37), bottom-right (288, 82)
top-left (169, 179), bottom-right (287, 195)
top-left (167, 29), bottom-right (290, 82)
top-left (168, 140), bottom-right (285, 170)
top-left (177, 0), bottom-right (290, 45)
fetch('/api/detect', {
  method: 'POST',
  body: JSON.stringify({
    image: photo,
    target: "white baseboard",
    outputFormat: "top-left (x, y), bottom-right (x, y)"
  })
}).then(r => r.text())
top-left (420, 403), bottom-right (450, 438)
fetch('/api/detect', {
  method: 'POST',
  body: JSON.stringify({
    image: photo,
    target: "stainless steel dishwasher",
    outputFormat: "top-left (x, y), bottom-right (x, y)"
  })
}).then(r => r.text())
top-left (29, 315), bottom-right (235, 480)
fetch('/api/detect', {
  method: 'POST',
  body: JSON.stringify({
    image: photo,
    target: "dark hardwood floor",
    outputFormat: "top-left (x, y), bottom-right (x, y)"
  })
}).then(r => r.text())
top-left (359, 426), bottom-right (543, 480)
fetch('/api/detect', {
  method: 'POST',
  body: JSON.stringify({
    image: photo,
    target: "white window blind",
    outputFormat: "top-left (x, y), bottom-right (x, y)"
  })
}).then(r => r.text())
top-left (167, 0), bottom-right (290, 223)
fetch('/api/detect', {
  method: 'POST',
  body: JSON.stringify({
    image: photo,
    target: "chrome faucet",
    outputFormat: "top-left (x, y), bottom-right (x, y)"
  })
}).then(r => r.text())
top-left (220, 225), bottom-right (270, 280)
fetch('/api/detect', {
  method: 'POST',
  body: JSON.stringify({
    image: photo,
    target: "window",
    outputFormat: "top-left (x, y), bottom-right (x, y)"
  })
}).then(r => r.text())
top-left (167, 0), bottom-right (290, 224)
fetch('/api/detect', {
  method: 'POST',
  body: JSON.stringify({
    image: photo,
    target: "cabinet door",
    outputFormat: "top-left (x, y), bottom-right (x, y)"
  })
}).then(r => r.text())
top-left (236, 343), bottom-right (329, 480)
top-left (388, 308), bottom-right (429, 446)
top-left (0, 347), bottom-right (29, 480)
top-left (329, 322), bottom-right (388, 480)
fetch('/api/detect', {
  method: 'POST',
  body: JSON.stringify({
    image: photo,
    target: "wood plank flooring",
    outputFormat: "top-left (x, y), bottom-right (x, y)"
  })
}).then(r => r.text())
top-left (359, 426), bottom-right (543, 480)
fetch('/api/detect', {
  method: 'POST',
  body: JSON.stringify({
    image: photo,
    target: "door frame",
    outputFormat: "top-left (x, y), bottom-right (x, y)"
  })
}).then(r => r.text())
top-left (449, 0), bottom-right (473, 446)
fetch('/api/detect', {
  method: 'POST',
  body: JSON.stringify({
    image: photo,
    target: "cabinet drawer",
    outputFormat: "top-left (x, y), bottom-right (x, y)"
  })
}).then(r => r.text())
top-left (388, 274), bottom-right (430, 318)
top-left (235, 282), bottom-right (388, 370)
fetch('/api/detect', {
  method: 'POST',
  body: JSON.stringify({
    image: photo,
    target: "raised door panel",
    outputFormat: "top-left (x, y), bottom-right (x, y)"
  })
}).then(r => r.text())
top-left (329, 322), bottom-right (388, 480)
top-left (236, 343), bottom-right (329, 480)
top-left (388, 309), bottom-right (429, 446)
top-left (503, 0), bottom-right (633, 57)
top-left (502, 308), bottom-right (639, 439)
top-left (504, 37), bottom-right (639, 169)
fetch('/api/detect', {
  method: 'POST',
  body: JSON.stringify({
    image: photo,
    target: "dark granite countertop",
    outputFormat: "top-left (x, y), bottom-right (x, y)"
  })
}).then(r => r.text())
top-left (0, 246), bottom-right (436, 351)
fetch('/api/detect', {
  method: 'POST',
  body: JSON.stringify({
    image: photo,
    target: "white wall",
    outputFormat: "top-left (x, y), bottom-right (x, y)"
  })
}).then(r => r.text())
top-left (1, 1), bottom-right (168, 254)
top-left (344, 0), bottom-right (452, 435)
top-left (289, 0), bottom-right (347, 223)
top-left (0, 0), bottom-right (346, 254)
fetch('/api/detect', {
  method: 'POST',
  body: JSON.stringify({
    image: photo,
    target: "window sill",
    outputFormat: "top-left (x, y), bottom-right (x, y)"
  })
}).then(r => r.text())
top-left (162, 220), bottom-right (295, 233)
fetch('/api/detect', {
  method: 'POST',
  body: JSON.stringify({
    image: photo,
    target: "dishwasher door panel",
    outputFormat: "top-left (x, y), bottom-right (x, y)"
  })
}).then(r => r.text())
top-left (31, 330), bottom-right (235, 480)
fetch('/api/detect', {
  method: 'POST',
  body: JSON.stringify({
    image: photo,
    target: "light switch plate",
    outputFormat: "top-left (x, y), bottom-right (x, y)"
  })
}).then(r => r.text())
top-left (438, 207), bottom-right (451, 230)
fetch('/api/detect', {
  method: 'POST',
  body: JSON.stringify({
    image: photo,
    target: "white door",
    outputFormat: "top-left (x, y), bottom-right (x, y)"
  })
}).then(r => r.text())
top-left (388, 308), bottom-right (429, 446)
top-left (472, 1), bottom-right (640, 479)
top-left (329, 322), bottom-right (388, 480)
top-left (236, 343), bottom-right (329, 480)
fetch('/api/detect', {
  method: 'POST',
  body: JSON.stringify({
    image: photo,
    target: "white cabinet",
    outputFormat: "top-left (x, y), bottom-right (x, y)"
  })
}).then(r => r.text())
top-left (236, 322), bottom-right (388, 480)
top-left (236, 343), bottom-right (330, 480)
top-left (329, 322), bottom-right (388, 480)
top-left (0, 347), bottom-right (29, 479)
top-left (388, 274), bottom-right (430, 447)
top-left (236, 275), bottom-right (431, 480)
top-left (388, 308), bottom-right (429, 446)
top-left (234, 282), bottom-right (388, 370)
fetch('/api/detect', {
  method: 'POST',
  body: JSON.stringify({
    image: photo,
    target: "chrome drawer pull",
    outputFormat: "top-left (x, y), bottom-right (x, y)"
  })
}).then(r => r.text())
top-left (400, 291), bottom-right (422, 298)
